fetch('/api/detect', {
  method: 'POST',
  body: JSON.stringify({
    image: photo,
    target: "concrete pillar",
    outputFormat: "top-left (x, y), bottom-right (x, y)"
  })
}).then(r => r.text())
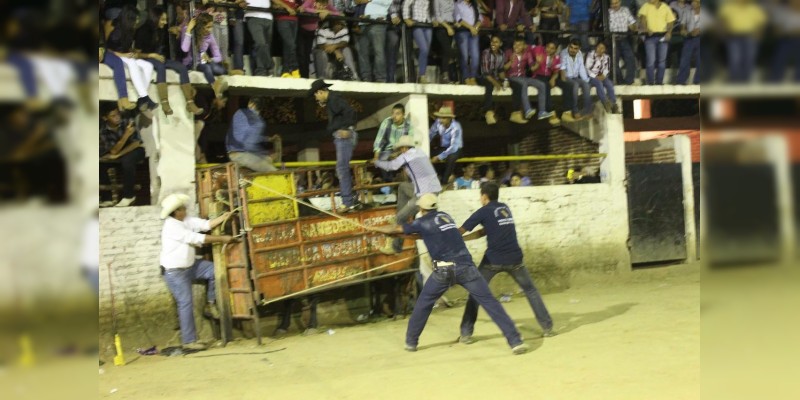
top-left (673, 135), bottom-right (698, 262)
top-left (764, 135), bottom-right (797, 264)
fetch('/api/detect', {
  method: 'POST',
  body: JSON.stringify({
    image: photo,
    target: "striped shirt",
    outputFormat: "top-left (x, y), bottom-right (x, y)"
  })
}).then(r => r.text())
top-left (432, 0), bottom-right (455, 23)
top-left (585, 50), bottom-right (610, 78)
top-left (429, 119), bottom-right (463, 159)
top-left (560, 49), bottom-right (589, 81)
top-left (481, 48), bottom-right (506, 77)
top-left (375, 148), bottom-right (442, 196)
top-left (245, 0), bottom-right (273, 20)
top-left (403, 0), bottom-right (432, 22)
top-left (316, 26), bottom-right (350, 46)
top-left (608, 6), bottom-right (637, 32)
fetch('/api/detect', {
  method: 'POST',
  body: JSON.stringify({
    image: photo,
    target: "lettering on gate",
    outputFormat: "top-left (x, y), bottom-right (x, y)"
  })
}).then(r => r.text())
top-left (301, 218), bottom-right (360, 239)
top-left (310, 265), bottom-right (362, 286)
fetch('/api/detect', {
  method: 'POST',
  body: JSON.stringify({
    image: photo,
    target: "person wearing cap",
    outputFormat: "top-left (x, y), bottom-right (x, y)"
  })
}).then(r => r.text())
top-left (373, 135), bottom-right (442, 255)
top-left (370, 193), bottom-right (529, 355)
top-left (428, 106), bottom-right (463, 185)
top-left (458, 182), bottom-right (555, 344)
top-left (309, 79), bottom-right (363, 213)
top-left (159, 194), bottom-right (237, 351)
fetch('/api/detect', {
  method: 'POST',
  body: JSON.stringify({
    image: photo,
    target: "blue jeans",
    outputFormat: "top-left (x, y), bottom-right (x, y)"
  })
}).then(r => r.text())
top-left (145, 58), bottom-right (190, 84)
top-left (334, 129), bottom-right (358, 206)
top-left (276, 20), bottom-right (299, 71)
top-left (460, 261), bottom-right (553, 336)
top-left (163, 259), bottom-right (216, 344)
top-left (676, 36), bottom-right (700, 85)
top-left (7, 52), bottom-right (38, 97)
top-left (196, 62), bottom-right (226, 84)
top-left (613, 36), bottom-right (636, 84)
top-left (232, 12), bottom-right (245, 70)
top-left (357, 24), bottom-right (387, 82)
top-left (247, 17), bottom-right (275, 75)
top-left (563, 77), bottom-right (592, 114)
top-left (768, 37), bottom-right (800, 82)
top-left (726, 36), bottom-right (758, 82)
top-left (589, 77), bottom-right (617, 103)
top-left (386, 26), bottom-right (402, 82)
top-left (534, 76), bottom-right (554, 111)
top-left (478, 76), bottom-right (496, 111)
top-left (571, 20), bottom-right (590, 52)
top-left (100, 50), bottom-right (129, 98)
top-left (412, 27), bottom-right (433, 77)
top-left (406, 262), bottom-right (523, 348)
top-left (644, 35), bottom-right (669, 84)
top-left (509, 77), bottom-right (549, 114)
top-left (455, 30), bottom-right (480, 80)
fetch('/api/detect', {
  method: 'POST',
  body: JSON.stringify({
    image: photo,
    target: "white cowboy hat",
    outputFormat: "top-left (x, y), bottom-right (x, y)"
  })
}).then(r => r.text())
top-left (395, 135), bottom-right (416, 149)
top-left (417, 193), bottom-right (439, 210)
top-left (433, 106), bottom-right (456, 118)
top-left (160, 194), bottom-right (191, 219)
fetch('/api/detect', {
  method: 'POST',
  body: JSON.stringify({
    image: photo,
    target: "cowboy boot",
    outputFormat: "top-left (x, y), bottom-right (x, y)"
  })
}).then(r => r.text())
top-left (117, 97), bottom-right (136, 110)
top-left (156, 83), bottom-right (173, 115)
top-left (180, 84), bottom-right (204, 115)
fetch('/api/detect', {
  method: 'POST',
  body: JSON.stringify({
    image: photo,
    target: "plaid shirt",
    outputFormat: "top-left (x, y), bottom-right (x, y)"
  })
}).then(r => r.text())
top-left (608, 6), bottom-right (637, 32)
top-left (432, 0), bottom-right (455, 23)
top-left (389, 0), bottom-right (403, 18)
top-left (100, 119), bottom-right (140, 157)
top-left (504, 49), bottom-right (534, 78)
top-left (403, 0), bottom-right (432, 23)
top-left (481, 48), bottom-right (505, 77)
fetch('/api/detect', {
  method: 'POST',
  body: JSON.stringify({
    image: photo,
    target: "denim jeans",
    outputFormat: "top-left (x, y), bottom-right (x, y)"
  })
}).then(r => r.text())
top-left (386, 25), bottom-right (402, 82)
top-left (509, 77), bottom-right (549, 114)
top-left (229, 151), bottom-right (277, 172)
top-left (726, 36), bottom-right (758, 82)
top-left (613, 36), bottom-right (637, 84)
top-left (455, 30), bottom-right (480, 80)
top-left (406, 262), bottom-right (523, 348)
top-left (276, 20), bottom-right (299, 71)
top-left (101, 51), bottom-right (129, 98)
top-left (163, 259), bottom-right (216, 344)
top-left (247, 17), bottom-right (274, 75)
top-left (145, 58), bottom-right (190, 84)
top-left (334, 129), bottom-right (358, 206)
top-left (676, 36), bottom-right (700, 85)
top-left (644, 35), bottom-right (669, 84)
top-left (298, 29), bottom-right (316, 78)
top-left (357, 24), bottom-right (387, 82)
top-left (477, 76), bottom-right (496, 111)
top-left (589, 77), bottom-right (617, 103)
top-left (571, 20), bottom-right (590, 52)
top-left (412, 27), bottom-right (433, 77)
top-left (534, 76), bottom-right (554, 111)
top-left (100, 147), bottom-right (145, 198)
top-left (391, 182), bottom-right (421, 252)
top-left (440, 150), bottom-right (461, 185)
top-left (212, 23), bottom-right (229, 66)
top-left (460, 261), bottom-right (553, 336)
top-left (8, 53), bottom-right (38, 97)
top-left (768, 37), bottom-right (800, 82)
top-left (563, 77), bottom-right (592, 114)
top-left (196, 62), bottom-right (226, 84)
top-left (433, 27), bottom-right (454, 80)
top-left (313, 48), bottom-right (358, 80)
top-left (232, 12), bottom-right (245, 70)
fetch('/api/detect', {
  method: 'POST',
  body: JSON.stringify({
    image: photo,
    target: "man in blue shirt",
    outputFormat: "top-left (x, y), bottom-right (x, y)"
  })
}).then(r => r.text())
top-left (459, 182), bottom-right (555, 342)
top-left (226, 97), bottom-right (282, 172)
top-left (429, 106), bottom-right (464, 185)
top-left (371, 193), bottom-right (529, 355)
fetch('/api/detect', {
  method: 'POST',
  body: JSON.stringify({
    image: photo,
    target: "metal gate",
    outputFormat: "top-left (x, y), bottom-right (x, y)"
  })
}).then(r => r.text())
top-left (627, 164), bottom-right (687, 264)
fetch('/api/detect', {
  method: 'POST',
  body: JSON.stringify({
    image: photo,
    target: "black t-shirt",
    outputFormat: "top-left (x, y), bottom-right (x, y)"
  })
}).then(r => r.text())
top-left (134, 20), bottom-right (163, 55)
top-left (106, 27), bottom-right (134, 52)
top-left (403, 211), bottom-right (473, 265)
top-left (461, 201), bottom-right (524, 265)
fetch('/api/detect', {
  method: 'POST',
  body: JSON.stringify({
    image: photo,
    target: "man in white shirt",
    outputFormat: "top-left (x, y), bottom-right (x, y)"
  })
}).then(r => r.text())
top-left (160, 194), bottom-right (236, 351)
top-left (559, 38), bottom-right (593, 121)
top-left (314, 19), bottom-right (359, 80)
top-left (246, 0), bottom-right (275, 76)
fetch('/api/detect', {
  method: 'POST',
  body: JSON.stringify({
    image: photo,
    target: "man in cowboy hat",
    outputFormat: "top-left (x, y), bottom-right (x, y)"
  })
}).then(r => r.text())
top-left (373, 135), bottom-right (441, 255)
top-left (370, 193), bottom-right (529, 355)
top-left (309, 79), bottom-right (363, 213)
top-left (429, 106), bottom-right (463, 185)
top-left (159, 193), bottom-right (237, 351)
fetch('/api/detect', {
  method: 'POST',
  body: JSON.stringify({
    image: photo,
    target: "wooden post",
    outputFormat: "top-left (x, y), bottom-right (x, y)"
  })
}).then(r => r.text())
top-left (209, 201), bottom-right (234, 345)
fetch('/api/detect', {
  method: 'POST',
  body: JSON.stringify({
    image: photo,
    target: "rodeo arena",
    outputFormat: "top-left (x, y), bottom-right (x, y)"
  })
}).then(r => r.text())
top-left (92, 0), bottom-right (704, 397)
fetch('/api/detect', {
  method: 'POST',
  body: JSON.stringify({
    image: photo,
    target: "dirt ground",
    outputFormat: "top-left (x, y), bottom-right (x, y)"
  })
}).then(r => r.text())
top-left (98, 264), bottom-right (699, 400)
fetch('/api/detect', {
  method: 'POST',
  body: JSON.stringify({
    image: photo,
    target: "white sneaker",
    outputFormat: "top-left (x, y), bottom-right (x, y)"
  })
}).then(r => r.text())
top-left (115, 197), bottom-right (135, 207)
top-left (99, 200), bottom-right (116, 208)
top-left (512, 343), bottom-right (530, 355)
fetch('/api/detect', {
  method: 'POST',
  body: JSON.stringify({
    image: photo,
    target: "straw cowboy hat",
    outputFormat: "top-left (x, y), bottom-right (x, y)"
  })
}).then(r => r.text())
top-left (417, 193), bottom-right (439, 210)
top-left (160, 193), bottom-right (191, 219)
top-left (433, 106), bottom-right (456, 118)
top-left (395, 135), bottom-right (416, 149)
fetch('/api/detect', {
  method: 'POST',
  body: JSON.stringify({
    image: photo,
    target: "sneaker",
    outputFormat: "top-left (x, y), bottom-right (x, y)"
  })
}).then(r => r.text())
top-left (485, 110), bottom-right (497, 125)
top-left (458, 335), bottom-right (475, 344)
top-left (561, 111), bottom-right (575, 122)
top-left (379, 242), bottom-right (398, 255)
top-left (182, 342), bottom-right (208, 351)
top-left (511, 343), bottom-right (529, 355)
top-left (115, 197), bottom-right (135, 207)
top-left (336, 202), bottom-right (364, 214)
top-left (524, 109), bottom-right (537, 120)
top-left (291, 70), bottom-right (301, 78)
top-left (281, 72), bottom-right (292, 78)
top-left (404, 344), bottom-right (417, 352)
top-left (542, 329), bottom-right (558, 338)
top-left (509, 111), bottom-right (528, 124)
top-left (204, 303), bottom-right (220, 319)
top-left (99, 200), bottom-right (116, 208)
top-left (538, 111), bottom-right (555, 120)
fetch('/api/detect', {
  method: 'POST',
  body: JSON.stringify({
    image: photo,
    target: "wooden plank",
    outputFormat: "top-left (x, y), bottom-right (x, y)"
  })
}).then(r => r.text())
top-left (209, 201), bottom-right (234, 345)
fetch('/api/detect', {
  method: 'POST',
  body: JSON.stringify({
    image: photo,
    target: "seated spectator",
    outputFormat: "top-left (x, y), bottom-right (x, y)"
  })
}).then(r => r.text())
top-left (454, 163), bottom-right (477, 189)
top-left (505, 37), bottom-right (554, 124)
top-left (528, 40), bottom-right (563, 125)
top-left (181, 13), bottom-right (227, 100)
top-left (478, 35), bottom-right (507, 125)
top-left (586, 42), bottom-right (620, 114)
top-left (313, 19), bottom-right (359, 80)
top-left (226, 97), bottom-right (282, 172)
top-left (479, 164), bottom-right (496, 183)
top-left (559, 38), bottom-right (592, 121)
top-left (509, 172), bottom-right (524, 187)
top-left (99, 104), bottom-right (145, 207)
top-left (429, 106), bottom-right (463, 185)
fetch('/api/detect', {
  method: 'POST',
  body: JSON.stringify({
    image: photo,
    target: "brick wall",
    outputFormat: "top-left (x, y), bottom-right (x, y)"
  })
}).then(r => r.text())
top-left (99, 206), bottom-right (214, 354)
top-left (518, 127), bottom-right (602, 185)
top-left (625, 149), bottom-right (677, 164)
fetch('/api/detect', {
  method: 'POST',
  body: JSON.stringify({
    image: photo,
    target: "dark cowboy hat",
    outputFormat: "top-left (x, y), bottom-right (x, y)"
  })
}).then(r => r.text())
top-left (308, 79), bottom-right (333, 97)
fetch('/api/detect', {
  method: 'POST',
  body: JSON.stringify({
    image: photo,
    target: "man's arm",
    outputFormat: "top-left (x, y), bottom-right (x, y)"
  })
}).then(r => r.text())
top-left (208, 211), bottom-right (236, 230)
top-left (371, 224), bottom-right (405, 235)
top-left (374, 152), bottom-right (406, 172)
top-left (460, 228), bottom-right (486, 241)
top-left (108, 121), bottom-right (137, 156)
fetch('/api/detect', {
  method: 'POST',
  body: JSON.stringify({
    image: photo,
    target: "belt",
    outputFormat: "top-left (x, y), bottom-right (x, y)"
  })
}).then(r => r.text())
top-left (433, 261), bottom-right (455, 269)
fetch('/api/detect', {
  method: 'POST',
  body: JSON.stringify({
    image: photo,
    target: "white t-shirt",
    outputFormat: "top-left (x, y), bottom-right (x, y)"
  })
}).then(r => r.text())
top-left (160, 217), bottom-right (211, 269)
top-left (245, 0), bottom-right (273, 20)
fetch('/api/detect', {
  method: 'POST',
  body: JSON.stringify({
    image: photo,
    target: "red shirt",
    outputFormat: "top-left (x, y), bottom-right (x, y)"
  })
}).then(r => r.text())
top-left (276, 0), bottom-right (301, 22)
top-left (527, 45), bottom-right (561, 78)
top-left (504, 49), bottom-right (534, 78)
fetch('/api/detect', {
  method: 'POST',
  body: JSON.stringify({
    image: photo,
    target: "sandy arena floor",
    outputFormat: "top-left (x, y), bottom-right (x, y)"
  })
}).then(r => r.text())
top-left (97, 264), bottom-right (699, 399)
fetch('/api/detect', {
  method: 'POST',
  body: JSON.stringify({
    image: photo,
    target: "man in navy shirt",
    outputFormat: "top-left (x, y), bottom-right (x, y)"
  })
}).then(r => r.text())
top-left (371, 193), bottom-right (529, 355)
top-left (459, 182), bottom-right (555, 340)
